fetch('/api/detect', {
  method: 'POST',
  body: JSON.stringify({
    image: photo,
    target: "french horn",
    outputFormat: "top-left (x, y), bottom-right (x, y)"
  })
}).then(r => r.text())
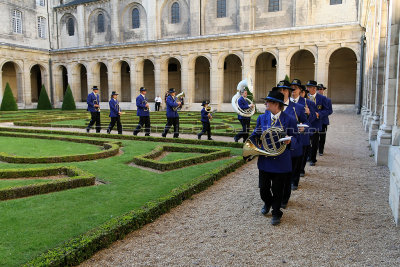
top-left (232, 76), bottom-right (256, 117)
top-left (173, 92), bottom-right (185, 111)
top-left (243, 127), bottom-right (287, 160)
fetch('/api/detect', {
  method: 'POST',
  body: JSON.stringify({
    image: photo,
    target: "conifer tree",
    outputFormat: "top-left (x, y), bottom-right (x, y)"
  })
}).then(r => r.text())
top-left (61, 85), bottom-right (76, 110)
top-left (37, 85), bottom-right (52, 110)
top-left (0, 83), bottom-right (18, 111)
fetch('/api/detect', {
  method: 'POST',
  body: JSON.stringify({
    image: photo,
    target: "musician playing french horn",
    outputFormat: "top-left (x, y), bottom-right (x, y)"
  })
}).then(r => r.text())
top-left (107, 91), bottom-right (122, 134)
top-left (234, 87), bottom-right (254, 143)
top-left (133, 87), bottom-right (151, 136)
top-left (162, 88), bottom-right (181, 138)
top-left (86, 86), bottom-right (101, 133)
top-left (197, 101), bottom-right (213, 140)
top-left (250, 90), bottom-right (298, 226)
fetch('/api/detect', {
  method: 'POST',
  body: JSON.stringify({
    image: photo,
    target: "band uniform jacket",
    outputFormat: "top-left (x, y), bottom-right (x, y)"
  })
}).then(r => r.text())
top-left (283, 101), bottom-right (308, 158)
top-left (308, 93), bottom-right (330, 132)
top-left (136, 94), bottom-right (150, 117)
top-left (251, 111), bottom-right (299, 173)
top-left (322, 97), bottom-right (333, 125)
top-left (201, 108), bottom-right (210, 123)
top-left (166, 95), bottom-right (179, 118)
top-left (297, 96), bottom-right (317, 146)
top-left (109, 98), bottom-right (120, 117)
top-left (237, 96), bottom-right (250, 120)
top-left (87, 92), bottom-right (100, 112)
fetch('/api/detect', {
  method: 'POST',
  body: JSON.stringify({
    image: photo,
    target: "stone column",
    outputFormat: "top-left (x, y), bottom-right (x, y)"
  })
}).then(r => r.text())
top-left (23, 63), bottom-right (31, 105)
top-left (277, 48), bottom-right (289, 82)
top-left (210, 52), bottom-right (223, 109)
top-left (110, 0), bottom-right (120, 42)
top-left (107, 61), bottom-right (114, 98)
top-left (131, 58), bottom-right (140, 103)
top-left (184, 55), bottom-right (194, 109)
top-left (315, 46), bottom-right (328, 85)
top-left (77, 5), bottom-right (85, 47)
top-left (154, 57), bottom-right (162, 102)
top-left (0, 70), bottom-right (3, 103)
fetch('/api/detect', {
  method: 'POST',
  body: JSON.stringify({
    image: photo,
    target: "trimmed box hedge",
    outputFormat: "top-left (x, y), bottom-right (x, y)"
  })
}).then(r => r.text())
top-left (131, 145), bottom-right (231, 171)
top-left (0, 132), bottom-right (121, 163)
top-left (24, 156), bottom-right (245, 267)
top-left (0, 166), bottom-right (95, 201)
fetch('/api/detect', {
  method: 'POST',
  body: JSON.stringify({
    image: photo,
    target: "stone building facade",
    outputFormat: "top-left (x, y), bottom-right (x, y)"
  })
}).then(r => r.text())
top-left (0, 0), bottom-right (363, 111)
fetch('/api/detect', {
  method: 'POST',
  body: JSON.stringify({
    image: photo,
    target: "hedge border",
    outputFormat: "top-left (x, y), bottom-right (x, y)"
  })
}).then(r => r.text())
top-left (0, 132), bottom-right (121, 163)
top-left (0, 166), bottom-right (95, 201)
top-left (131, 145), bottom-right (231, 171)
top-left (0, 127), bottom-right (243, 148)
top-left (24, 156), bottom-right (245, 266)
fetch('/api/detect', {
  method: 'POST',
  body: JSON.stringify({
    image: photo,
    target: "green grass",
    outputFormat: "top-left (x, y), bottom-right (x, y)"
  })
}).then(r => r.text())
top-left (0, 136), bottom-right (101, 157)
top-left (0, 179), bottom-right (55, 190)
top-left (0, 134), bottom-right (242, 266)
top-left (158, 152), bottom-right (203, 162)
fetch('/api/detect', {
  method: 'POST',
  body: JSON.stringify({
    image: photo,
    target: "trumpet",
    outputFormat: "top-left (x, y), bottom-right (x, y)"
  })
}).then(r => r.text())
top-left (173, 92), bottom-right (185, 111)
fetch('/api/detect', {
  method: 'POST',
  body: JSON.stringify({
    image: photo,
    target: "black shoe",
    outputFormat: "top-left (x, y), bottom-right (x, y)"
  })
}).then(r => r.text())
top-left (197, 134), bottom-right (201, 140)
top-left (261, 205), bottom-right (270, 215)
top-left (291, 184), bottom-right (298, 191)
top-left (234, 137), bottom-right (239, 143)
top-left (107, 129), bottom-right (111, 134)
top-left (86, 128), bottom-right (90, 133)
top-left (281, 203), bottom-right (287, 209)
top-left (208, 138), bottom-right (213, 140)
top-left (310, 162), bottom-right (315, 166)
top-left (300, 172), bottom-right (305, 177)
top-left (161, 134), bottom-right (166, 138)
top-left (319, 153), bottom-right (323, 156)
top-left (145, 134), bottom-right (150, 137)
top-left (271, 216), bottom-right (281, 225)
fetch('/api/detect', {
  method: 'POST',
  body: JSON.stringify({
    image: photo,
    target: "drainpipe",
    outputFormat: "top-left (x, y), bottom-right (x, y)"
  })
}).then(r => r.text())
top-left (357, 33), bottom-right (366, 114)
top-left (199, 0), bottom-right (202, 35)
top-left (47, 0), bottom-right (55, 106)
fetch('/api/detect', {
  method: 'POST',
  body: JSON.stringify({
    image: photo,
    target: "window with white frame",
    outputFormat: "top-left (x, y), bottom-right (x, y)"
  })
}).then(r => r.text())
top-left (12, 9), bottom-right (22, 34)
top-left (37, 16), bottom-right (46, 38)
top-left (37, 0), bottom-right (45, 7)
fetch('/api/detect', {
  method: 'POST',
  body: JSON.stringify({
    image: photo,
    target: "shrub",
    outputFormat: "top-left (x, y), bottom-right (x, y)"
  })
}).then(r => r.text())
top-left (37, 85), bottom-right (52, 110)
top-left (62, 84), bottom-right (76, 110)
top-left (0, 83), bottom-right (18, 111)
top-left (284, 74), bottom-right (290, 82)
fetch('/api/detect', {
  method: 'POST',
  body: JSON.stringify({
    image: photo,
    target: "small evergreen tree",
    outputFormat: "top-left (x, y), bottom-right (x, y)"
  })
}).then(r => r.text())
top-left (37, 85), bottom-right (52, 110)
top-left (62, 84), bottom-right (76, 110)
top-left (284, 74), bottom-right (290, 82)
top-left (0, 83), bottom-right (18, 111)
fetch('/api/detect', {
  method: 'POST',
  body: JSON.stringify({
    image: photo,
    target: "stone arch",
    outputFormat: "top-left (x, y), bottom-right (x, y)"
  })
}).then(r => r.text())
top-left (160, 0), bottom-right (190, 38)
top-left (30, 64), bottom-right (47, 103)
top-left (91, 62), bottom-right (109, 102)
top-left (223, 54), bottom-right (242, 103)
top-left (120, 1), bottom-right (148, 42)
top-left (55, 65), bottom-right (68, 102)
top-left (167, 57), bottom-right (182, 93)
top-left (72, 63), bottom-right (88, 102)
top-left (218, 52), bottom-right (244, 70)
top-left (328, 47), bottom-right (357, 104)
top-left (255, 52), bottom-right (277, 103)
top-left (1, 61), bottom-right (23, 103)
top-left (87, 8), bottom-right (112, 46)
top-left (114, 60), bottom-right (131, 102)
top-left (59, 13), bottom-right (79, 48)
top-left (290, 50), bottom-right (316, 83)
top-left (194, 56), bottom-right (211, 103)
top-left (143, 59), bottom-right (155, 101)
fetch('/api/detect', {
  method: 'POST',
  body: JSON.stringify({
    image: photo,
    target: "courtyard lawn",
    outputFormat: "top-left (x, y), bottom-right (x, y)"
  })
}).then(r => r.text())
top-left (0, 132), bottom-right (242, 266)
top-left (158, 152), bottom-right (203, 162)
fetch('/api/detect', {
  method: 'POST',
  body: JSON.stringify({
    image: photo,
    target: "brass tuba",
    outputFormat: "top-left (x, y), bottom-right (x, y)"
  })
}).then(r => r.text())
top-left (232, 76), bottom-right (256, 117)
top-left (173, 91), bottom-right (185, 111)
top-left (243, 127), bottom-right (287, 160)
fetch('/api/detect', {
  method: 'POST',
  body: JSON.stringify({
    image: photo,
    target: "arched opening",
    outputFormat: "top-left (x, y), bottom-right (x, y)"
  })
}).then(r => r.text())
top-left (168, 58), bottom-right (181, 93)
top-left (143, 59), bottom-right (155, 101)
top-left (31, 64), bottom-right (43, 102)
top-left (194, 56), bottom-right (210, 103)
top-left (2, 62), bottom-right (18, 101)
top-left (255, 53), bottom-right (277, 103)
top-left (99, 62), bottom-right (108, 102)
top-left (61, 66), bottom-right (68, 96)
top-left (328, 48), bottom-right (357, 104)
top-left (290, 50), bottom-right (315, 83)
top-left (120, 61), bottom-right (131, 102)
top-left (79, 64), bottom-right (88, 102)
top-left (223, 54), bottom-right (242, 103)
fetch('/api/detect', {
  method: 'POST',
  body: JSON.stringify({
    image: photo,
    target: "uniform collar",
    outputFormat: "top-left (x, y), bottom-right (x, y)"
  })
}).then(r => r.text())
top-left (309, 93), bottom-right (317, 98)
top-left (291, 96), bottom-right (300, 103)
top-left (283, 99), bottom-right (290, 111)
top-left (271, 111), bottom-right (281, 120)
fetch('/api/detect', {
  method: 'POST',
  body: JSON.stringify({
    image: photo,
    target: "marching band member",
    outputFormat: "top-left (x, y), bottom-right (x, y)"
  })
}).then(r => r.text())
top-left (86, 86), bottom-right (101, 133)
top-left (272, 80), bottom-right (307, 208)
top-left (162, 88), bottom-right (181, 138)
top-left (234, 88), bottom-right (254, 143)
top-left (197, 101), bottom-right (213, 140)
top-left (251, 90), bottom-right (298, 225)
top-left (317, 84), bottom-right (333, 156)
top-left (306, 80), bottom-right (330, 166)
top-left (133, 87), bottom-right (151, 136)
top-left (107, 91), bottom-right (122, 134)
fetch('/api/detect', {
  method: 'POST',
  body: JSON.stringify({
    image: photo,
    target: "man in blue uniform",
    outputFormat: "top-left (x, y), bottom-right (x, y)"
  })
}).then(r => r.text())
top-left (197, 101), bottom-right (213, 140)
top-left (307, 80), bottom-right (330, 166)
top-left (272, 80), bottom-right (307, 207)
top-left (162, 88), bottom-right (181, 138)
top-left (86, 86), bottom-right (101, 133)
top-left (133, 87), bottom-right (151, 136)
top-left (251, 90), bottom-right (298, 225)
top-left (107, 91), bottom-right (122, 134)
top-left (234, 88), bottom-right (254, 143)
top-left (317, 84), bottom-right (333, 156)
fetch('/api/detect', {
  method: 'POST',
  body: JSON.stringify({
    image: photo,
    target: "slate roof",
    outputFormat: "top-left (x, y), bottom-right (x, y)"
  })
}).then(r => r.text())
top-left (61, 0), bottom-right (99, 7)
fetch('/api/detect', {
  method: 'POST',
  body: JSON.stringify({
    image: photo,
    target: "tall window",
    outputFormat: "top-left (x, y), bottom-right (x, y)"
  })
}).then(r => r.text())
top-left (67, 18), bottom-right (74, 36)
top-left (37, 0), bottom-right (45, 6)
top-left (171, 2), bottom-right (180, 24)
top-left (97, 13), bottom-right (104, 32)
top-left (330, 0), bottom-right (342, 4)
top-left (217, 0), bottom-right (226, 18)
top-left (268, 0), bottom-right (280, 12)
top-left (132, 8), bottom-right (140, 29)
top-left (37, 16), bottom-right (46, 38)
top-left (12, 10), bottom-right (22, 34)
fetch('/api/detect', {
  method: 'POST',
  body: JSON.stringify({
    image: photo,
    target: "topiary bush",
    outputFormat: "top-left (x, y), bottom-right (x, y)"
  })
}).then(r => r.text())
top-left (62, 84), bottom-right (76, 110)
top-left (0, 83), bottom-right (18, 111)
top-left (284, 74), bottom-right (290, 82)
top-left (37, 85), bottom-right (52, 110)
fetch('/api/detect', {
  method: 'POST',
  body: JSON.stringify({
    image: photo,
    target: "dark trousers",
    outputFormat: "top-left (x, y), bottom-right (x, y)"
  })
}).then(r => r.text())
top-left (87, 112), bottom-right (101, 133)
top-left (259, 170), bottom-right (288, 218)
top-left (282, 156), bottom-right (302, 204)
top-left (133, 116), bottom-right (151, 136)
top-left (319, 124), bottom-right (328, 154)
top-left (310, 132), bottom-right (319, 163)
top-left (155, 102), bottom-right (161, 111)
top-left (234, 118), bottom-right (251, 142)
top-left (162, 117), bottom-right (179, 138)
top-left (300, 145), bottom-right (311, 174)
top-left (291, 156), bottom-right (303, 187)
top-left (108, 116), bottom-right (122, 134)
top-left (198, 121), bottom-right (211, 139)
